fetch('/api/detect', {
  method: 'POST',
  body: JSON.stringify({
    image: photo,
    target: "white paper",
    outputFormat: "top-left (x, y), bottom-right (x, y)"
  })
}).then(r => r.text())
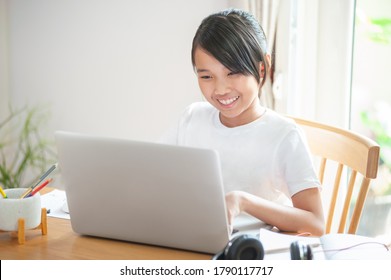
top-left (40, 189), bottom-right (70, 220)
top-left (258, 228), bottom-right (321, 253)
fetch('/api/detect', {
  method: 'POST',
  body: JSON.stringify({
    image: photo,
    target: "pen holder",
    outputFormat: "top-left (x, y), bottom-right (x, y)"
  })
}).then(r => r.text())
top-left (0, 188), bottom-right (47, 244)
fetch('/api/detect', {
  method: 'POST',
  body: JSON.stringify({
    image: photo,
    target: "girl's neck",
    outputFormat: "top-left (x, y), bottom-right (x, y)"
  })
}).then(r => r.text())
top-left (219, 102), bottom-right (266, 128)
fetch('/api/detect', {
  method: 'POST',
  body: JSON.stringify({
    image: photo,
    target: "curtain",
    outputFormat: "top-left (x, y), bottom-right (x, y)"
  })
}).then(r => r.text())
top-left (229, 0), bottom-right (281, 109)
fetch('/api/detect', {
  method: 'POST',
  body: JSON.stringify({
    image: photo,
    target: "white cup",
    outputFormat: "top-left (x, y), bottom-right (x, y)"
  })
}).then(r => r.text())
top-left (0, 188), bottom-right (41, 231)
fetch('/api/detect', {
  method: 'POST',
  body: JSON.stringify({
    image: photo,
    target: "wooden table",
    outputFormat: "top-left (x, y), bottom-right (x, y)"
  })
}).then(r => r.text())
top-left (0, 216), bottom-right (212, 260)
top-left (0, 188), bottom-right (212, 260)
top-left (0, 203), bottom-right (212, 260)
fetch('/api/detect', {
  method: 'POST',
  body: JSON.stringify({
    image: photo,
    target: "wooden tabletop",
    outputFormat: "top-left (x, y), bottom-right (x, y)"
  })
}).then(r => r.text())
top-left (0, 216), bottom-right (212, 260)
top-left (0, 187), bottom-right (212, 260)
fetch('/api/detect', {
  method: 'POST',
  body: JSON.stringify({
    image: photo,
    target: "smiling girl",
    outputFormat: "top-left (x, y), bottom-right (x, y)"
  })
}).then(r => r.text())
top-left (161, 8), bottom-right (324, 236)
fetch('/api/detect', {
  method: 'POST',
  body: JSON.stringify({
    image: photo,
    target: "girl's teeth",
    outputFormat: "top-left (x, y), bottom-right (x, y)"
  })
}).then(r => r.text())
top-left (218, 96), bottom-right (239, 105)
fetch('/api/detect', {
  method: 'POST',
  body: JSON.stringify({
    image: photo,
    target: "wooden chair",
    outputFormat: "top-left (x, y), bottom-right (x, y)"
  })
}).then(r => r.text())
top-left (290, 117), bottom-right (380, 234)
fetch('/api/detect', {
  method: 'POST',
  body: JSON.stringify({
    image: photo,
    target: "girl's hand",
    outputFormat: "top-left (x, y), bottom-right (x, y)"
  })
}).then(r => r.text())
top-left (225, 191), bottom-right (245, 233)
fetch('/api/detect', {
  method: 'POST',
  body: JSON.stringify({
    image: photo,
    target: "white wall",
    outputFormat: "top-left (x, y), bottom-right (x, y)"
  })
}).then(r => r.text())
top-left (0, 0), bottom-right (9, 121)
top-left (4, 0), bottom-right (229, 142)
top-left (314, 0), bottom-right (355, 128)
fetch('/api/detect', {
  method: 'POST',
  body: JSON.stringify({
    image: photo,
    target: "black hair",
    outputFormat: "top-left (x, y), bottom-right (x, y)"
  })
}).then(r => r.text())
top-left (191, 8), bottom-right (269, 87)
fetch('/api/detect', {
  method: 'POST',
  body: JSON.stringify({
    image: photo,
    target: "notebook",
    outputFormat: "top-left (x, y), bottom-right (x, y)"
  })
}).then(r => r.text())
top-left (55, 130), bottom-right (251, 254)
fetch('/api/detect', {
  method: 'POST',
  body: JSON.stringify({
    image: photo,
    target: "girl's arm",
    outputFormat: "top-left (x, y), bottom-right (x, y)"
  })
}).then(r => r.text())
top-left (225, 187), bottom-right (325, 236)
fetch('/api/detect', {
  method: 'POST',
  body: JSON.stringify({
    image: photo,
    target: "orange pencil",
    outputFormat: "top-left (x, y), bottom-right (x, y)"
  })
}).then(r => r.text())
top-left (28, 178), bottom-right (53, 197)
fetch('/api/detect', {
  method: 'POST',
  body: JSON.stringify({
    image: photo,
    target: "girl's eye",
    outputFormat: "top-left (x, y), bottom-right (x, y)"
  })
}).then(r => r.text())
top-left (228, 71), bottom-right (239, 76)
top-left (200, 75), bottom-right (212, 80)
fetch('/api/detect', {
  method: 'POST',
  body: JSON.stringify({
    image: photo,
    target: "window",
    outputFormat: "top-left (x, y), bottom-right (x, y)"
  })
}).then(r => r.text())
top-left (350, 0), bottom-right (391, 237)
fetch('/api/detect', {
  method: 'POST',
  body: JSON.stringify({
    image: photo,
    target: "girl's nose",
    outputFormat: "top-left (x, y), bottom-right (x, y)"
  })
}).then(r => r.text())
top-left (214, 78), bottom-right (231, 96)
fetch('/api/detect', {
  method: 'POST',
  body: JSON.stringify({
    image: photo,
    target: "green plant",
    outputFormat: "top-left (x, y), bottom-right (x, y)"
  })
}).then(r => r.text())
top-left (366, 18), bottom-right (391, 44)
top-left (356, 9), bottom-right (391, 44)
top-left (0, 106), bottom-right (56, 189)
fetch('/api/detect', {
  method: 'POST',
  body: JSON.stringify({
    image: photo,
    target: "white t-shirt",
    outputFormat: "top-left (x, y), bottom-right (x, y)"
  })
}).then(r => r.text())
top-left (160, 102), bottom-right (320, 203)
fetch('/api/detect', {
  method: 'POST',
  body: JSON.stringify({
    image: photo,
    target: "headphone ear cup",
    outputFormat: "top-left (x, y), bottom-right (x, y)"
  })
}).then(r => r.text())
top-left (306, 244), bottom-right (313, 260)
top-left (224, 234), bottom-right (264, 260)
top-left (212, 250), bottom-right (225, 260)
top-left (290, 241), bottom-right (313, 260)
top-left (290, 241), bottom-right (301, 260)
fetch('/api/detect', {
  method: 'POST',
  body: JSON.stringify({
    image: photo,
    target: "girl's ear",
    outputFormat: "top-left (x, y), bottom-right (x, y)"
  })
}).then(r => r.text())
top-left (259, 54), bottom-right (271, 82)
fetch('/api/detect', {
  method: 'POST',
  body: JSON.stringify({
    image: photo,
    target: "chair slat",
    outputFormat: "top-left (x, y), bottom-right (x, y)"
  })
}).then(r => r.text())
top-left (318, 158), bottom-right (327, 184)
top-left (338, 170), bottom-right (357, 233)
top-left (326, 163), bottom-right (344, 233)
top-left (348, 177), bottom-right (371, 234)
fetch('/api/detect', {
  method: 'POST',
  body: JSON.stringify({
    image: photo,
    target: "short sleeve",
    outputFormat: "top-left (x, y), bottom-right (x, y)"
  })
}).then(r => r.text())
top-left (275, 126), bottom-right (321, 197)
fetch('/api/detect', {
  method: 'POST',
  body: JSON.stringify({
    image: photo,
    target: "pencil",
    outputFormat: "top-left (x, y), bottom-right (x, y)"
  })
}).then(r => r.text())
top-left (28, 178), bottom-right (53, 197)
top-left (0, 186), bottom-right (7, 198)
top-left (29, 163), bottom-right (58, 190)
top-left (20, 187), bottom-right (33, 199)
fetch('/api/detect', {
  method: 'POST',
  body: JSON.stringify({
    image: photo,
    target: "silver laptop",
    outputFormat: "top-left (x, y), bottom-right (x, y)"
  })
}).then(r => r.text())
top-left (55, 131), bottom-right (236, 254)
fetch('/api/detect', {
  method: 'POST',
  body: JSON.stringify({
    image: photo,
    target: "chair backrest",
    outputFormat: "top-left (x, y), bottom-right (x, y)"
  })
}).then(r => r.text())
top-left (290, 117), bottom-right (380, 234)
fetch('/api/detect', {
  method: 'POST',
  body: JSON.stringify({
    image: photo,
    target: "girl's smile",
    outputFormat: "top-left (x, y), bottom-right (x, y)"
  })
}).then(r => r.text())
top-left (217, 96), bottom-right (239, 107)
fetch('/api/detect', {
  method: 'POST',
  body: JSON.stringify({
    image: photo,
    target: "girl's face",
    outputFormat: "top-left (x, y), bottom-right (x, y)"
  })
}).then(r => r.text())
top-left (194, 48), bottom-right (264, 128)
